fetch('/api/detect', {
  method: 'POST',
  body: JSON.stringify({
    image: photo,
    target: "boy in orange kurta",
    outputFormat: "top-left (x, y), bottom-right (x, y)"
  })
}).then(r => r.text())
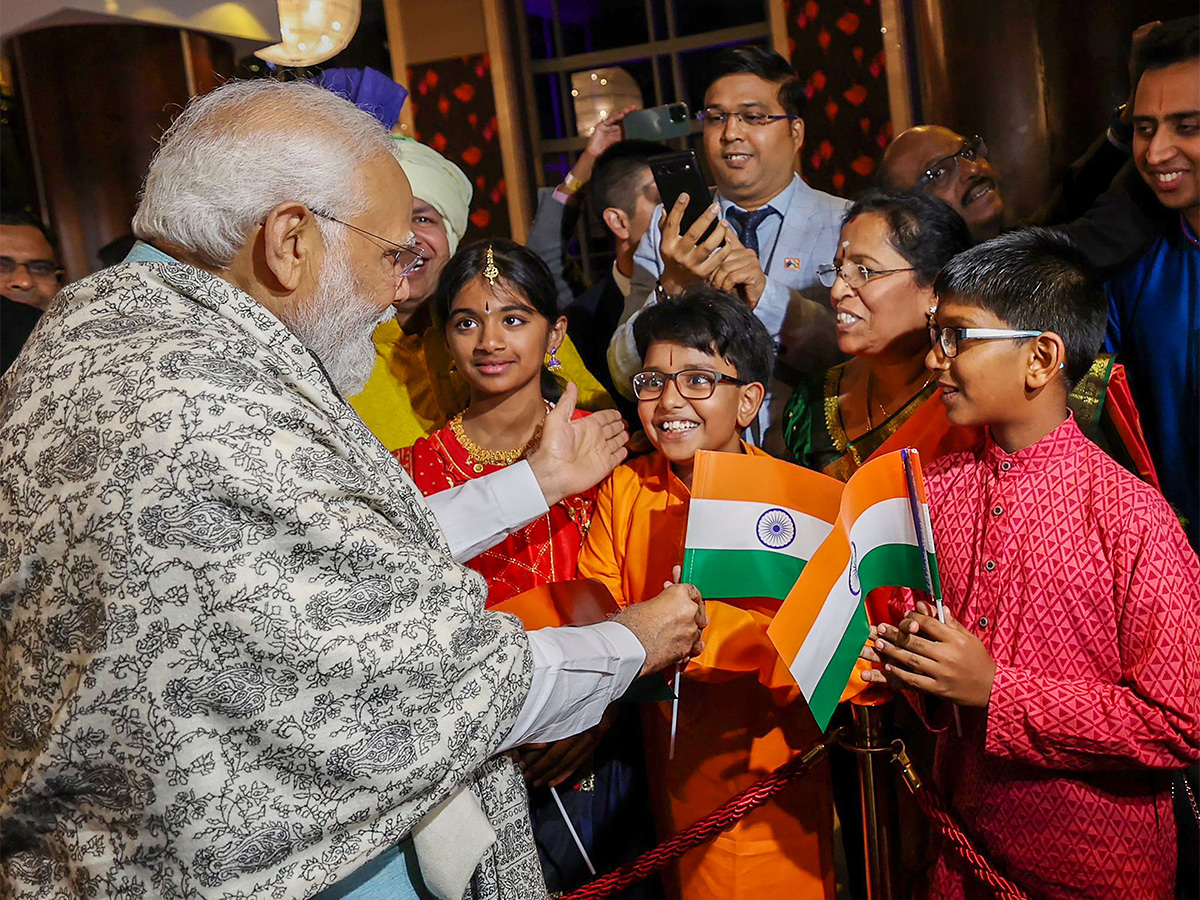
top-left (577, 287), bottom-right (835, 900)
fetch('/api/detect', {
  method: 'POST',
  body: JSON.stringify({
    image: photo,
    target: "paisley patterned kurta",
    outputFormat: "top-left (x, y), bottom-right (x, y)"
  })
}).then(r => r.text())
top-left (0, 260), bottom-right (545, 899)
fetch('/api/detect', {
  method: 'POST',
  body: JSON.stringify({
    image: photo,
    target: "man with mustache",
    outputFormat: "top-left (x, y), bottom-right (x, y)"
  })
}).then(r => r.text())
top-left (0, 79), bottom-right (710, 900)
top-left (608, 45), bottom-right (849, 451)
top-left (1, 210), bottom-right (62, 374)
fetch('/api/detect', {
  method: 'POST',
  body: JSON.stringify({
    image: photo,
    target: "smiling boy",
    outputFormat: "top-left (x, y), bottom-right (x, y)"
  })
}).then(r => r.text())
top-left (577, 285), bottom-right (835, 900)
top-left (862, 228), bottom-right (1200, 900)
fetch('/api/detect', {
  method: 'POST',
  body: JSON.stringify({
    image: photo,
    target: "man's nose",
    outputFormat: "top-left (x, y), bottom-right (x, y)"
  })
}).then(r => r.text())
top-left (393, 276), bottom-right (411, 305)
top-left (1145, 128), bottom-right (1176, 165)
top-left (8, 264), bottom-right (35, 291)
top-left (721, 114), bottom-right (747, 141)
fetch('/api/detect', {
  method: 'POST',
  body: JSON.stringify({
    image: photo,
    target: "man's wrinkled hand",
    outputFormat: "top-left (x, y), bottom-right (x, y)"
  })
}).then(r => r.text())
top-left (658, 195), bottom-right (730, 295)
top-left (615, 582), bottom-right (707, 677)
top-left (527, 382), bottom-right (628, 506)
top-left (709, 224), bottom-right (767, 308)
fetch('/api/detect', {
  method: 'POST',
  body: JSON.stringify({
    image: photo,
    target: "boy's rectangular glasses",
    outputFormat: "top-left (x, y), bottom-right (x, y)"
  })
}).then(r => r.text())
top-left (930, 324), bottom-right (1044, 358)
top-left (313, 212), bottom-right (424, 279)
top-left (631, 368), bottom-right (749, 401)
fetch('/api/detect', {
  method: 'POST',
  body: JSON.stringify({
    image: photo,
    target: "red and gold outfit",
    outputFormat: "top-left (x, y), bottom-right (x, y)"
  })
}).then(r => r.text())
top-left (394, 409), bottom-right (595, 607)
top-left (902, 416), bottom-right (1199, 899)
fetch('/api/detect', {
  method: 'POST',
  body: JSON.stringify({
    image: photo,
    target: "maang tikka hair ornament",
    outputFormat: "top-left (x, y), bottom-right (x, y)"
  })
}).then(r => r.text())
top-left (482, 245), bottom-right (500, 286)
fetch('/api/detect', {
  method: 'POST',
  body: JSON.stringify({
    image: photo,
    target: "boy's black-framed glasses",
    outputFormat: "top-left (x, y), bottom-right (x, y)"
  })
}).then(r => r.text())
top-left (928, 321), bottom-right (1044, 358)
top-left (313, 211), bottom-right (424, 279)
top-left (631, 368), bottom-right (750, 401)
top-left (817, 262), bottom-right (914, 289)
top-left (916, 135), bottom-right (988, 191)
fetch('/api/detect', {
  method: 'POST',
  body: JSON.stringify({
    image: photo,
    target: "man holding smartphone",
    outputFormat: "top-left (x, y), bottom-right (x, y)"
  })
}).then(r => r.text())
top-left (608, 46), bottom-right (848, 451)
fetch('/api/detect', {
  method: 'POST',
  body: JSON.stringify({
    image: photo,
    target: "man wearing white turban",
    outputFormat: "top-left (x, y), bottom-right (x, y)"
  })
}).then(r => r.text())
top-left (350, 139), bottom-right (613, 451)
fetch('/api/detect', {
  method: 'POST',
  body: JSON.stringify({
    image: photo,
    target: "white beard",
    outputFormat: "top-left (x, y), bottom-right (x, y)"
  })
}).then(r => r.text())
top-left (280, 252), bottom-right (391, 397)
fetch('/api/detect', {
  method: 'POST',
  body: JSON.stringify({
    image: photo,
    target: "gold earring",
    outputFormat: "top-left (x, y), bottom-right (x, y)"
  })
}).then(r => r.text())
top-left (482, 245), bottom-right (499, 286)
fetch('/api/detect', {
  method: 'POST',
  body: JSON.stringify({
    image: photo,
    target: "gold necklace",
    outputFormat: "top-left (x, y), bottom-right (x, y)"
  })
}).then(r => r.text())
top-left (865, 368), bottom-right (934, 430)
top-left (449, 410), bottom-right (545, 473)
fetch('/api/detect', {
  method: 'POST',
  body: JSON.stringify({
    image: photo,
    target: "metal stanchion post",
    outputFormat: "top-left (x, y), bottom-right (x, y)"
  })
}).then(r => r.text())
top-left (852, 700), bottom-right (902, 900)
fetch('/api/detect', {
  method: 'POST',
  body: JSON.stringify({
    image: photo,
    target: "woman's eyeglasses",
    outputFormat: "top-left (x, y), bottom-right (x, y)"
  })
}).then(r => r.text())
top-left (817, 263), bottom-right (914, 289)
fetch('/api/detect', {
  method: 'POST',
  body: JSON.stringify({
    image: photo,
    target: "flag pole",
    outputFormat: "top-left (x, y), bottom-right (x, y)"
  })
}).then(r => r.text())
top-left (669, 664), bottom-right (682, 759)
top-left (900, 449), bottom-right (963, 737)
top-left (550, 785), bottom-right (596, 875)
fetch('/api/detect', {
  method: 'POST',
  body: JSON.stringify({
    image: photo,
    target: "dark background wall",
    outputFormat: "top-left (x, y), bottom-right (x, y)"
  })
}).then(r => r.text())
top-left (906, 0), bottom-right (1195, 222)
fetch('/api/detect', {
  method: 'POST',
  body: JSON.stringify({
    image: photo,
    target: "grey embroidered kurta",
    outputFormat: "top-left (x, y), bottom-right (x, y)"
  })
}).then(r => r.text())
top-left (0, 261), bottom-right (545, 899)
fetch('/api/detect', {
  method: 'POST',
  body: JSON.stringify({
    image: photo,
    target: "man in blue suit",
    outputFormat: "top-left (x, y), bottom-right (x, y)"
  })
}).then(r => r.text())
top-left (608, 46), bottom-right (848, 450)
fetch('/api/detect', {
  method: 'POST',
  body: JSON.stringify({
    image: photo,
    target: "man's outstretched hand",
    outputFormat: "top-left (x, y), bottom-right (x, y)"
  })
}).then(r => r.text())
top-left (527, 382), bottom-right (628, 506)
top-left (615, 581), bottom-right (707, 677)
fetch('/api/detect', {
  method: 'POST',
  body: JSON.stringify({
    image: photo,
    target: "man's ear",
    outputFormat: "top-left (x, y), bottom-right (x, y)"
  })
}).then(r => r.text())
top-left (261, 201), bottom-right (320, 292)
top-left (1026, 332), bottom-right (1068, 391)
top-left (736, 381), bottom-right (767, 429)
top-left (790, 117), bottom-right (806, 153)
top-left (602, 207), bottom-right (630, 242)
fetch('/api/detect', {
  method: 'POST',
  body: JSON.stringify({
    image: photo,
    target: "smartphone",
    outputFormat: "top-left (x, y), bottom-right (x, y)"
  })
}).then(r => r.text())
top-left (623, 102), bottom-right (691, 141)
top-left (648, 150), bottom-right (719, 242)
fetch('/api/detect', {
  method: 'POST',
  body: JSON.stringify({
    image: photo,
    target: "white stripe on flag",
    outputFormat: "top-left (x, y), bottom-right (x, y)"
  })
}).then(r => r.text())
top-left (788, 496), bottom-right (919, 697)
top-left (685, 498), bottom-right (834, 561)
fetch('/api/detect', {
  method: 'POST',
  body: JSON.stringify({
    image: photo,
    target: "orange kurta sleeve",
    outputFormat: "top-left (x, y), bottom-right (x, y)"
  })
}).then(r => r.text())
top-left (576, 468), bottom-right (630, 608)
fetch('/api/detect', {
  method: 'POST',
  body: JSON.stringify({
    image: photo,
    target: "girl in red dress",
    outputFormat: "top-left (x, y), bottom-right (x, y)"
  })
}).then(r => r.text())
top-left (394, 239), bottom-right (596, 607)
top-left (394, 239), bottom-right (661, 899)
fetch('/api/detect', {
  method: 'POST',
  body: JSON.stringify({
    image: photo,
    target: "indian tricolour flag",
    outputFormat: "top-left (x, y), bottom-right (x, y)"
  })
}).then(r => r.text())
top-left (682, 450), bottom-right (844, 602)
top-left (767, 449), bottom-right (941, 730)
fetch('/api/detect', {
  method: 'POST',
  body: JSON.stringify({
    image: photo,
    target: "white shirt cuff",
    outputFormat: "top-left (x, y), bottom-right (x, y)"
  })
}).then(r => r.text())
top-left (425, 461), bottom-right (549, 563)
top-left (497, 620), bottom-right (646, 752)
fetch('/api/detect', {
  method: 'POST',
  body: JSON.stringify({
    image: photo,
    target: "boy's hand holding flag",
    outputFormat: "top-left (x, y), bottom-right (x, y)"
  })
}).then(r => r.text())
top-left (861, 600), bottom-right (997, 708)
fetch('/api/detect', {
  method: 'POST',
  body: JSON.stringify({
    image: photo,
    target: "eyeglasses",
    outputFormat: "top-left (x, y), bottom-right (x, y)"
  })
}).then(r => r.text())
top-left (696, 108), bottom-right (800, 128)
top-left (928, 320), bottom-right (1044, 358)
top-left (631, 368), bottom-right (750, 401)
top-left (1, 256), bottom-right (64, 281)
top-left (817, 262), bottom-right (914, 289)
top-left (314, 212), bottom-right (424, 279)
top-left (915, 136), bottom-right (988, 191)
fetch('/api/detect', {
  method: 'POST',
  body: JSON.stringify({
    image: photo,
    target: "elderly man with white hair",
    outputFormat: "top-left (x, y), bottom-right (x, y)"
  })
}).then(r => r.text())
top-left (0, 80), bottom-right (706, 900)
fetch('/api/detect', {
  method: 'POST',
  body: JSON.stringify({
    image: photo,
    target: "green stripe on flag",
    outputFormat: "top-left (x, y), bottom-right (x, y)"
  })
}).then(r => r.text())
top-left (858, 543), bottom-right (936, 595)
top-left (682, 548), bottom-right (806, 601)
top-left (808, 600), bottom-right (870, 729)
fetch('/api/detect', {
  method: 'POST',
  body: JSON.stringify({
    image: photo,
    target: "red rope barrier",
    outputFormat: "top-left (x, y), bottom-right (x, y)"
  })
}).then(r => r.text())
top-left (560, 730), bottom-right (840, 900)
top-left (893, 741), bottom-right (1031, 900)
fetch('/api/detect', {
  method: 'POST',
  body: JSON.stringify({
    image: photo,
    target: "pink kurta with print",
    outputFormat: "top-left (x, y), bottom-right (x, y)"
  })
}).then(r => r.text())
top-left (904, 416), bottom-right (1200, 900)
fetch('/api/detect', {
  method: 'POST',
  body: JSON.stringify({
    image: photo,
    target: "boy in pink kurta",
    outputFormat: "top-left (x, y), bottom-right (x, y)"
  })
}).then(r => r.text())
top-left (863, 229), bottom-right (1200, 900)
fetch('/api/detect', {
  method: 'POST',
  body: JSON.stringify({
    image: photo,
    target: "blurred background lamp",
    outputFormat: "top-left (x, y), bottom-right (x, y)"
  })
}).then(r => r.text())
top-left (570, 66), bottom-right (641, 137)
top-left (255, 0), bottom-right (361, 67)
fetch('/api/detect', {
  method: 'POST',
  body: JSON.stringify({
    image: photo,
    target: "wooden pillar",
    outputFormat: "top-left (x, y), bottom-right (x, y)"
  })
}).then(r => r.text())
top-left (11, 24), bottom-right (232, 279)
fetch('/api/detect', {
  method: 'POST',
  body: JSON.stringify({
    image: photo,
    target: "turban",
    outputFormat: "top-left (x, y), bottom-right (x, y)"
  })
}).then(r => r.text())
top-left (389, 137), bottom-right (473, 254)
top-left (313, 67), bottom-right (408, 130)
